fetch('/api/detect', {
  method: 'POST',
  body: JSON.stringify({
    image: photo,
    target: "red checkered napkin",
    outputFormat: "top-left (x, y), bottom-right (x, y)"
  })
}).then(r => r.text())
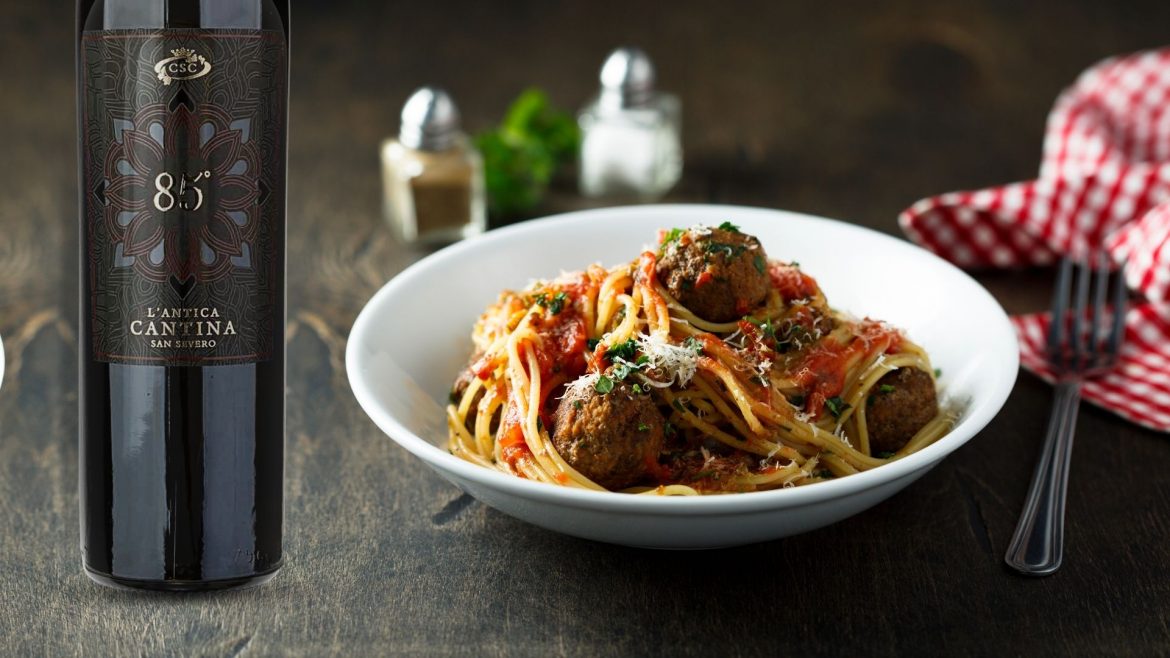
top-left (900, 48), bottom-right (1170, 432)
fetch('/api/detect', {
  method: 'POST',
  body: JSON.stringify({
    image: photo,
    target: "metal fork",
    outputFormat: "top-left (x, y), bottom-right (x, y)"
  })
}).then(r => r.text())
top-left (1004, 253), bottom-right (1127, 576)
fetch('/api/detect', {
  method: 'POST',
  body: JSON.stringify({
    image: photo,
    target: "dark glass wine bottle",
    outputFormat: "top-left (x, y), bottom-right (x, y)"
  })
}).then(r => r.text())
top-left (78, 0), bottom-right (288, 591)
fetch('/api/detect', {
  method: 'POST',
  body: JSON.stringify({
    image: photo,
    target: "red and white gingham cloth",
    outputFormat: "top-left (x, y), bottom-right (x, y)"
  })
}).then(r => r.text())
top-left (900, 48), bottom-right (1170, 433)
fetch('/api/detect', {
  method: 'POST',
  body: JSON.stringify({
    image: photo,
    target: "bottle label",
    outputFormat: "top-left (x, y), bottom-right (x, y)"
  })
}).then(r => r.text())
top-left (81, 30), bottom-right (286, 365)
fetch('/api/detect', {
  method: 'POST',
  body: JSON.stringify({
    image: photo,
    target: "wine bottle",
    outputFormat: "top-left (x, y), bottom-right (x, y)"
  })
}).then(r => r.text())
top-left (78, 0), bottom-right (288, 591)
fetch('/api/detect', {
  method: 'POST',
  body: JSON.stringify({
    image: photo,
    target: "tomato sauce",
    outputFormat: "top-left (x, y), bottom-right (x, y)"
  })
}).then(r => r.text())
top-left (788, 320), bottom-right (903, 418)
top-left (769, 263), bottom-right (819, 302)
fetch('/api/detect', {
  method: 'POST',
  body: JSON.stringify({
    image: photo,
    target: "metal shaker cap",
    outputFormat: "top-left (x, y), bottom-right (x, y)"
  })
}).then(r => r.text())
top-left (599, 47), bottom-right (656, 110)
top-left (399, 87), bottom-right (461, 151)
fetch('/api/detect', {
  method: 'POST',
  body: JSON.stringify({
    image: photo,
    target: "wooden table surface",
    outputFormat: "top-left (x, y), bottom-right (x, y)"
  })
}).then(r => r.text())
top-left (2, 1), bottom-right (1169, 655)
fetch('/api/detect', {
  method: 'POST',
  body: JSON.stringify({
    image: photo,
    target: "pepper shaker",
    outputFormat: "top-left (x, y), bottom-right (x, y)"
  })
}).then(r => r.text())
top-left (381, 87), bottom-right (486, 245)
top-left (578, 47), bottom-right (682, 200)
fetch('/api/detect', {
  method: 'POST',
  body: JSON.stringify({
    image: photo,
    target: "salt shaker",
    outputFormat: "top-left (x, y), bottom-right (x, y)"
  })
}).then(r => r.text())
top-left (578, 47), bottom-right (682, 199)
top-left (381, 87), bottom-right (486, 245)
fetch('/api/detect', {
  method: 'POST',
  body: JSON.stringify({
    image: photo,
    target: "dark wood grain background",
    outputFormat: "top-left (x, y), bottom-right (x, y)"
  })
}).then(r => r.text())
top-left (2, 1), bottom-right (1169, 655)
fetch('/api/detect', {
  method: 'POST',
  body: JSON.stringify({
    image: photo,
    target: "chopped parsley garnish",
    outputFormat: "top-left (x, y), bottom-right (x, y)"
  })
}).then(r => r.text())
top-left (705, 241), bottom-right (748, 259)
top-left (671, 399), bottom-right (686, 413)
top-left (632, 383), bottom-right (645, 394)
top-left (774, 322), bottom-right (812, 353)
top-left (637, 423), bottom-right (650, 432)
top-left (594, 375), bottom-right (615, 394)
top-left (635, 355), bottom-right (650, 366)
top-left (660, 227), bottom-right (686, 247)
top-left (664, 422), bottom-right (677, 437)
top-left (718, 221), bottom-right (740, 233)
top-left (533, 291), bottom-right (568, 314)
top-left (753, 254), bottom-right (766, 274)
top-left (815, 469), bottom-right (835, 479)
top-left (747, 316), bottom-right (776, 338)
top-left (824, 396), bottom-right (850, 419)
top-left (933, 367), bottom-right (942, 378)
top-left (879, 384), bottom-right (896, 394)
top-left (875, 451), bottom-right (896, 459)
top-left (682, 336), bottom-right (705, 355)
top-left (586, 338), bottom-right (600, 351)
top-left (750, 316), bottom-right (809, 353)
top-left (605, 339), bottom-right (638, 362)
top-left (572, 400), bottom-right (584, 410)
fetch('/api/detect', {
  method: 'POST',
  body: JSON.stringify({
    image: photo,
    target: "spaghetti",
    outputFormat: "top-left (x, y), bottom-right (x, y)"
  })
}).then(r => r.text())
top-left (446, 224), bottom-right (952, 495)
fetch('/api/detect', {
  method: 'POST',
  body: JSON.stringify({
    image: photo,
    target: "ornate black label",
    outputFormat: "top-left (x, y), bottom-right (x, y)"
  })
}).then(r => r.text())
top-left (81, 30), bottom-right (286, 365)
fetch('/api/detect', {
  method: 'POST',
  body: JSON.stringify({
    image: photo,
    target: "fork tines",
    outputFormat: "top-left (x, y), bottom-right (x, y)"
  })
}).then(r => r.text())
top-left (1046, 253), bottom-right (1128, 377)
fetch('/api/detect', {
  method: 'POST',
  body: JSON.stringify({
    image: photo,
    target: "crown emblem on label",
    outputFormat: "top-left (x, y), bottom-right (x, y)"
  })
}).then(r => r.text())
top-left (170, 48), bottom-right (198, 61)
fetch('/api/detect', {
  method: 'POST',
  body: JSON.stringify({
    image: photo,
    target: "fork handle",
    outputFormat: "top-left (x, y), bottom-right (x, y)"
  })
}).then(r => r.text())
top-left (1005, 381), bottom-right (1083, 576)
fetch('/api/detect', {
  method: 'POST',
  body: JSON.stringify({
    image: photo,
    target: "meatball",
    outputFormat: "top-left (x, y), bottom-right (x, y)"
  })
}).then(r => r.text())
top-left (656, 226), bottom-right (771, 322)
top-left (866, 368), bottom-right (939, 453)
top-left (552, 380), bottom-right (666, 489)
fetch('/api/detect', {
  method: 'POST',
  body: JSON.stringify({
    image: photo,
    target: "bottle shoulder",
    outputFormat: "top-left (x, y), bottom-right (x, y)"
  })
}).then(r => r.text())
top-left (85, 0), bottom-right (286, 31)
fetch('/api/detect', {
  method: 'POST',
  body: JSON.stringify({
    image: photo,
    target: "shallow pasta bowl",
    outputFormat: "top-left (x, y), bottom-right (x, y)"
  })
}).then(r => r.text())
top-left (346, 205), bottom-right (1018, 548)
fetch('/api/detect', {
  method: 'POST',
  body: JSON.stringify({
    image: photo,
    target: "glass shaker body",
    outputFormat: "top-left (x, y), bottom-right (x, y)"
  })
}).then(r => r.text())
top-left (578, 93), bottom-right (682, 199)
top-left (381, 136), bottom-right (485, 245)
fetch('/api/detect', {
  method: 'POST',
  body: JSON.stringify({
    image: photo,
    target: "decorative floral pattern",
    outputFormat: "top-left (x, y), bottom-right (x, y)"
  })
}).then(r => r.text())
top-left (102, 103), bottom-right (261, 284)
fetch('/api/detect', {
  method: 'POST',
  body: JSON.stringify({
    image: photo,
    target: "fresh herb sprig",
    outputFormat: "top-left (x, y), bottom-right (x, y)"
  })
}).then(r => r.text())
top-left (475, 88), bottom-right (580, 218)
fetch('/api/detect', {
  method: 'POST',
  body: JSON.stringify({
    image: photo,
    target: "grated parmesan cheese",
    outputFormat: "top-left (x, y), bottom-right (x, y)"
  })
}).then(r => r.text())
top-left (561, 373), bottom-right (600, 399)
top-left (635, 333), bottom-right (699, 387)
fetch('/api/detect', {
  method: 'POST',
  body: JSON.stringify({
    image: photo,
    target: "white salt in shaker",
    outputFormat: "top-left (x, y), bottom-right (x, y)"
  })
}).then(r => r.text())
top-left (578, 47), bottom-right (682, 200)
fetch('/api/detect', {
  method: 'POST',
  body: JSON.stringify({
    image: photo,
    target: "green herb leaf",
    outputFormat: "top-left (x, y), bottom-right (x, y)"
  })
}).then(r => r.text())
top-left (533, 290), bottom-right (569, 315)
top-left (815, 469), bottom-right (835, 479)
top-left (605, 339), bottom-right (638, 362)
top-left (824, 396), bottom-right (850, 419)
top-left (586, 338), bottom-right (600, 351)
top-left (573, 399), bottom-right (584, 410)
top-left (594, 375), bottom-right (614, 394)
top-left (718, 221), bottom-right (741, 233)
top-left (660, 227), bottom-right (686, 247)
top-left (682, 336), bottom-right (705, 355)
top-left (550, 291), bottom-right (568, 314)
top-left (637, 423), bottom-right (650, 432)
top-left (632, 383), bottom-right (644, 394)
top-left (704, 241), bottom-right (747, 259)
top-left (753, 254), bottom-right (766, 274)
top-left (475, 88), bottom-right (581, 218)
top-left (933, 367), bottom-right (942, 378)
top-left (879, 384), bottom-right (896, 394)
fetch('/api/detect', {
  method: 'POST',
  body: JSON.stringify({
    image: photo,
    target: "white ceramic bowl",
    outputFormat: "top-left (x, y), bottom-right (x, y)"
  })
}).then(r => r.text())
top-left (346, 205), bottom-right (1018, 548)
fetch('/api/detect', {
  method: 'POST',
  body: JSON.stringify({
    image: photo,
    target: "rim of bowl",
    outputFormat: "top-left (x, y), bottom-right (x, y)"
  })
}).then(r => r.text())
top-left (346, 204), bottom-right (1019, 515)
